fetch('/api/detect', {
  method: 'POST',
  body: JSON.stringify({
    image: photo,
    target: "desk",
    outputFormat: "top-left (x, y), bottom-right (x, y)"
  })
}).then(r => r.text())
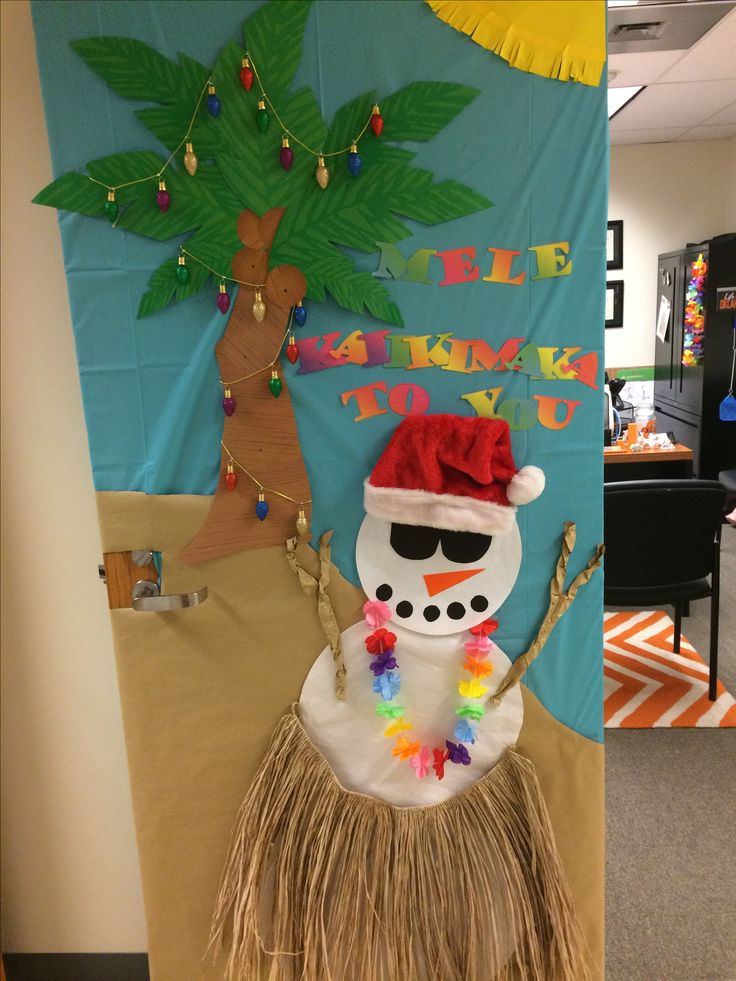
top-left (604, 443), bottom-right (693, 482)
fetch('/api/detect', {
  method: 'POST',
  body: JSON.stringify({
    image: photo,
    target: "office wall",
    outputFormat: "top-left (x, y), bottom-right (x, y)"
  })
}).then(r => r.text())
top-left (606, 137), bottom-right (736, 370)
top-left (0, 0), bottom-right (147, 953)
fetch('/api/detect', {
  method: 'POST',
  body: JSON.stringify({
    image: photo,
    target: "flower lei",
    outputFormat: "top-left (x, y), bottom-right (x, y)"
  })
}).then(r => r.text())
top-left (363, 599), bottom-right (499, 780)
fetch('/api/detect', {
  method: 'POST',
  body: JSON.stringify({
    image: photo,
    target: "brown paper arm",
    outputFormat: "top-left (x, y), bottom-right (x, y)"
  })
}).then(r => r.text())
top-left (490, 524), bottom-right (604, 706)
top-left (286, 532), bottom-right (346, 700)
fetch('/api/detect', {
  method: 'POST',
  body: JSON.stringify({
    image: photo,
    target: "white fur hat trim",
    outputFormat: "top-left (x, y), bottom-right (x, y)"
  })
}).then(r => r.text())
top-left (507, 465), bottom-right (545, 506)
top-left (364, 480), bottom-right (518, 535)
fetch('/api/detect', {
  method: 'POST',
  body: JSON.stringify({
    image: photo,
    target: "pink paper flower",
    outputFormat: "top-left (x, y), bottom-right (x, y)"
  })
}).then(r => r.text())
top-left (363, 598), bottom-right (392, 629)
top-left (465, 637), bottom-right (494, 658)
top-left (410, 745), bottom-right (431, 780)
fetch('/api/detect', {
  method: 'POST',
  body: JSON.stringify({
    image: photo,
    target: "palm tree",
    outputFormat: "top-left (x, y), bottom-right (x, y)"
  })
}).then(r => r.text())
top-left (34, 0), bottom-right (492, 558)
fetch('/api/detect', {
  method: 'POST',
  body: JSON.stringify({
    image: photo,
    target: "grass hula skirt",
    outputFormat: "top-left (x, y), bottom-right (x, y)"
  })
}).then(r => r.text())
top-left (209, 707), bottom-right (590, 981)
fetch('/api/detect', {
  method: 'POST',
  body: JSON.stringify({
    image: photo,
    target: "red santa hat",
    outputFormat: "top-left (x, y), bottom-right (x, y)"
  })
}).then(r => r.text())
top-left (364, 415), bottom-right (544, 535)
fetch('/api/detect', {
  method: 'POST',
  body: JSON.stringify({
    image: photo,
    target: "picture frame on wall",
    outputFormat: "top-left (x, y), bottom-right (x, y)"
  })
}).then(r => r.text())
top-left (607, 220), bottom-right (623, 269)
top-left (605, 279), bottom-right (624, 328)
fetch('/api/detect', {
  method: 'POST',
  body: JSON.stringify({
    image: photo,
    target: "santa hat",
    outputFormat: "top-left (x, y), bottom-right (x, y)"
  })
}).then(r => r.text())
top-left (364, 415), bottom-right (544, 535)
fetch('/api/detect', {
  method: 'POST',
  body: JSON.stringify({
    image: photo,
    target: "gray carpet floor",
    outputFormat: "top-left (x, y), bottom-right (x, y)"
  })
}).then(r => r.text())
top-left (605, 524), bottom-right (736, 981)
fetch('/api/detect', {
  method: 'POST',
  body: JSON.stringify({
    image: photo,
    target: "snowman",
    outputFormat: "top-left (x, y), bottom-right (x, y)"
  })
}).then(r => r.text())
top-left (212, 414), bottom-right (596, 981)
top-left (300, 413), bottom-right (545, 807)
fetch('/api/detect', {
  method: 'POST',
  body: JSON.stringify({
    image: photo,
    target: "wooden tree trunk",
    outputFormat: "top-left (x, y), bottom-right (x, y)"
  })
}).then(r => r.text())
top-left (180, 210), bottom-right (309, 563)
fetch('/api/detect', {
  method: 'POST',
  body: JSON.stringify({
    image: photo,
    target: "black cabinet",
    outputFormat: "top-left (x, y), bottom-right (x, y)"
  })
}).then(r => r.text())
top-left (654, 234), bottom-right (736, 478)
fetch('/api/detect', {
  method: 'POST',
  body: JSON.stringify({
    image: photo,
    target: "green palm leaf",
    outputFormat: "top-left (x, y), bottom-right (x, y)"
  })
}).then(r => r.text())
top-left (36, 1), bottom-right (491, 324)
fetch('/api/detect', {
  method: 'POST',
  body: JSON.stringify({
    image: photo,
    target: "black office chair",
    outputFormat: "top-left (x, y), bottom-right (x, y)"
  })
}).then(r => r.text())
top-left (604, 479), bottom-right (726, 700)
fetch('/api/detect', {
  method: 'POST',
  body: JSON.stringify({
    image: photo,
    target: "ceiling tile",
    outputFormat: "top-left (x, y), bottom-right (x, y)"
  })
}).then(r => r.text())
top-left (656, 8), bottom-right (736, 82)
top-left (608, 49), bottom-right (687, 87)
top-left (674, 123), bottom-right (736, 141)
top-left (611, 79), bottom-right (736, 129)
top-left (702, 100), bottom-right (736, 124)
top-left (610, 127), bottom-right (691, 145)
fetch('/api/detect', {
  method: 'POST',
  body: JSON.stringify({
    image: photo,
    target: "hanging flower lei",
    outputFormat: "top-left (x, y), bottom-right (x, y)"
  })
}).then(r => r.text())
top-left (363, 599), bottom-right (499, 780)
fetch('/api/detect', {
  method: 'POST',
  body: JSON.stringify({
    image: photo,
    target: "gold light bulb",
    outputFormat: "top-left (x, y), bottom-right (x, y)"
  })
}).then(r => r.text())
top-left (183, 141), bottom-right (198, 177)
top-left (315, 155), bottom-right (329, 189)
top-left (252, 289), bottom-right (267, 322)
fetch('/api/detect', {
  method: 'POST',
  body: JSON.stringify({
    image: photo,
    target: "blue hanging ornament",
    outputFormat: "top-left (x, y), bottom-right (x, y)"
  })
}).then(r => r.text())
top-left (207, 83), bottom-right (221, 117)
top-left (256, 492), bottom-right (269, 521)
top-left (294, 302), bottom-right (307, 327)
top-left (347, 142), bottom-right (362, 177)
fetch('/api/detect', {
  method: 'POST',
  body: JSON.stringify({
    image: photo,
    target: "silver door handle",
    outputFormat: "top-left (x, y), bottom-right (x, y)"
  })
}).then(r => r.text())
top-left (131, 579), bottom-right (208, 612)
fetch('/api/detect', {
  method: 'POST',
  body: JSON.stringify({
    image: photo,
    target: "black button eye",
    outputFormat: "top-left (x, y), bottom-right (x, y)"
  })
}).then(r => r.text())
top-left (440, 530), bottom-right (492, 563)
top-left (390, 523), bottom-right (440, 560)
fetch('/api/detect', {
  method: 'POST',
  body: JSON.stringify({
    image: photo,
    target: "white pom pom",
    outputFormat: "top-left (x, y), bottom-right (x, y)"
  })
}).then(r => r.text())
top-left (508, 466), bottom-right (545, 505)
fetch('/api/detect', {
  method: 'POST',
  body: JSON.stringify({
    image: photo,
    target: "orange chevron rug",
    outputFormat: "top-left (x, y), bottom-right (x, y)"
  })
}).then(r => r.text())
top-left (604, 610), bottom-right (736, 728)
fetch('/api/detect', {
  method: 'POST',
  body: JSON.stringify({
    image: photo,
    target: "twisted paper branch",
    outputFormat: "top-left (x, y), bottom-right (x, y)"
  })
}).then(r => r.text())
top-left (286, 530), bottom-right (346, 699)
top-left (490, 522), bottom-right (604, 706)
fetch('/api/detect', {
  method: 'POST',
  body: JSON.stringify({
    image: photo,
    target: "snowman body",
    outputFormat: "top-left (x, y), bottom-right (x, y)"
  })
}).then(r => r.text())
top-left (300, 513), bottom-right (525, 807)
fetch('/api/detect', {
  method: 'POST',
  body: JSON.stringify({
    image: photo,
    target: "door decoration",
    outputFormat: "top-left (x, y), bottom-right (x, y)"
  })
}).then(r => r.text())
top-left (31, 1), bottom-right (608, 978)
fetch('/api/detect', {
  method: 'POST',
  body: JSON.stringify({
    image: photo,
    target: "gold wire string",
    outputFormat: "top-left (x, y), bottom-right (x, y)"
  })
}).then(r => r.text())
top-left (180, 247), bottom-right (266, 288)
top-left (87, 75), bottom-right (213, 193)
top-left (221, 440), bottom-right (311, 506)
top-left (247, 52), bottom-right (377, 158)
top-left (220, 310), bottom-right (294, 388)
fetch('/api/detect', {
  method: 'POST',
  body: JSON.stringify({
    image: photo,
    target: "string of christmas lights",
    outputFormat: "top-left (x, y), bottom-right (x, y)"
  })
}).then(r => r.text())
top-left (221, 438), bottom-right (311, 534)
top-left (87, 75), bottom-right (214, 222)
top-left (241, 52), bottom-right (383, 187)
top-left (82, 47), bottom-right (385, 321)
top-left (177, 246), bottom-right (272, 320)
top-left (219, 309), bottom-right (298, 416)
top-left (86, 48), bottom-right (384, 225)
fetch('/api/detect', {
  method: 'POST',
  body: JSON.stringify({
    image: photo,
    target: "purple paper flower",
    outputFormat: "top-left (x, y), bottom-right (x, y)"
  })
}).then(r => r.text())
top-left (369, 652), bottom-right (397, 676)
top-left (445, 740), bottom-right (471, 766)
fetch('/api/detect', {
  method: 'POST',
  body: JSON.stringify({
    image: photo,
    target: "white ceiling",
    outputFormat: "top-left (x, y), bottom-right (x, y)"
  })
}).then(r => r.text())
top-left (609, 3), bottom-right (736, 144)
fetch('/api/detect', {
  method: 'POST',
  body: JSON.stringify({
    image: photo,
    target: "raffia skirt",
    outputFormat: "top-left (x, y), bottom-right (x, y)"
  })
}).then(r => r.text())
top-left (210, 707), bottom-right (590, 981)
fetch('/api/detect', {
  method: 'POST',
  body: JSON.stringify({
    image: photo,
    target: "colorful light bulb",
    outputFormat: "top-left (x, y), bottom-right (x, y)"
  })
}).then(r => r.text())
top-left (280, 136), bottom-right (294, 170)
top-left (296, 508), bottom-right (308, 536)
top-left (240, 56), bottom-right (254, 91)
top-left (225, 462), bottom-right (237, 491)
top-left (222, 386), bottom-right (236, 416)
top-left (269, 369), bottom-right (282, 398)
top-left (255, 492), bottom-right (269, 521)
top-left (370, 104), bottom-right (384, 137)
top-left (347, 142), bottom-right (362, 177)
top-left (183, 141), bottom-right (198, 176)
top-left (286, 335), bottom-right (299, 365)
top-left (315, 155), bottom-right (329, 189)
top-left (257, 98), bottom-right (270, 133)
top-left (293, 302), bottom-right (307, 327)
top-left (207, 83), bottom-right (221, 117)
top-left (104, 190), bottom-right (118, 223)
top-left (176, 254), bottom-right (189, 284)
top-left (252, 289), bottom-right (266, 322)
top-left (217, 281), bottom-right (230, 314)
top-left (156, 179), bottom-right (170, 213)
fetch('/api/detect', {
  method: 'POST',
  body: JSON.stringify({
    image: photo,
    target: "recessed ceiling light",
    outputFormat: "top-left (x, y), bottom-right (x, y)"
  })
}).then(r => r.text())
top-left (608, 1), bottom-right (639, 7)
top-left (608, 85), bottom-right (644, 120)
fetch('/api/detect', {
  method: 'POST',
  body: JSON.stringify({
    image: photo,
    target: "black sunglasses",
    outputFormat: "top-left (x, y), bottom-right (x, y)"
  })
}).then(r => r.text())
top-left (390, 523), bottom-right (492, 564)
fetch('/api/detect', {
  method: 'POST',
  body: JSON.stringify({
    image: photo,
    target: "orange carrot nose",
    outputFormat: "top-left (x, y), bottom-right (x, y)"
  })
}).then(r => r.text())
top-left (423, 568), bottom-right (484, 597)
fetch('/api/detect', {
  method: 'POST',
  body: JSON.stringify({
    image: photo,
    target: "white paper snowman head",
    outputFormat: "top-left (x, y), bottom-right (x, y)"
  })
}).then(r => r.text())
top-left (357, 415), bottom-right (544, 637)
